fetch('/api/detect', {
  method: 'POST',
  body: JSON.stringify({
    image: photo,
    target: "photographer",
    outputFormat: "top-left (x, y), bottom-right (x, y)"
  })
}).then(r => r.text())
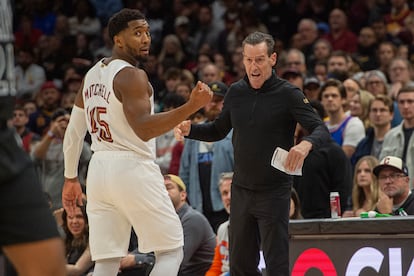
top-left (32, 108), bottom-right (92, 210)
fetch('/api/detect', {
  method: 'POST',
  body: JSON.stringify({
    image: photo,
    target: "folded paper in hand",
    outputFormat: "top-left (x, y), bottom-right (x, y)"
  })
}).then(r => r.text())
top-left (271, 147), bottom-right (302, 176)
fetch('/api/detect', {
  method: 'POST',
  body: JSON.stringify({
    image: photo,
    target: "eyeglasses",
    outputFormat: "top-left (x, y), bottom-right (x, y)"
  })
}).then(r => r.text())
top-left (378, 173), bottom-right (406, 181)
top-left (367, 81), bottom-right (383, 86)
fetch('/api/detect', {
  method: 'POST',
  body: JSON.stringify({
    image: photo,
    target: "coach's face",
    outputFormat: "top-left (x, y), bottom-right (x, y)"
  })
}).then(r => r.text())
top-left (243, 42), bottom-right (276, 89)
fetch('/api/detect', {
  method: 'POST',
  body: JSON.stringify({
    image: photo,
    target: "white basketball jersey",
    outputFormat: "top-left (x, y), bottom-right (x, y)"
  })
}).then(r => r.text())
top-left (82, 59), bottom-right (156, 159)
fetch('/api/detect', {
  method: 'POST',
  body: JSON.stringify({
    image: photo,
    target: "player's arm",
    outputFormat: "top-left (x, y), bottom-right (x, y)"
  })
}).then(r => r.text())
top-left (116, 67), bottom-right (212, 141)
top-left (62, 83), bottom-right (87, 215)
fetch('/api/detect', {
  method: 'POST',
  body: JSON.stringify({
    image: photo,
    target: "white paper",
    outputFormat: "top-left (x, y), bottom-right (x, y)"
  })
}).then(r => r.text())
top-left (271, 147), bottom-right (302, 176)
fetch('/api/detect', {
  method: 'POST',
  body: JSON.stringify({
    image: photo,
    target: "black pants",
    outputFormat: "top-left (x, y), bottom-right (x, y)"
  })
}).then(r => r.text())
top-left (229, 185), bottom-right (291, 276)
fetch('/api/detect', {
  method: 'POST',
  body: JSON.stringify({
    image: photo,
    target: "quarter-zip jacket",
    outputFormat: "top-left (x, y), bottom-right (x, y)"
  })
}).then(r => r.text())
top-left (188, 72), bottom-right (331, 191)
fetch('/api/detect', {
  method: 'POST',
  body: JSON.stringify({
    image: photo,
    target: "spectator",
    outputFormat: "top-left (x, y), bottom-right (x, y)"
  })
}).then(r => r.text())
top-left (354, 26), bottom-right (379, 71)
top-left (327, 50), bottom-right (350, 81)
top-left (216, 11), bottom-right (240, 62)
top-left (370, 16), bottom-right (390, 43)
top-left (365, 69), bottom-right (402, 127)
top-left (88, 0), bottom-right (123, 26)
top-left (352, 94), bottom-right (394, 165)
top-left (294, 101), bottom-right (352, 219)
top-left (376, 41), bottom-right (397, 81)
top-left (62, 202), bottom-right (94, 275)
top-left (380, 86), bottom-right (414, 188)
top-left (12, 105), bottom-right (40, 154)
top-left (156, 67), bottom-right (182, 111)
top-left (365, 70), bottom-right (389, 97)
top-left (155, 93), bottom-right (186, 174)
top-left (297, 18), bottom-right (319, 65)
top-left (118, 231), bottom-right (155, 276)
top-left (213, 52), bottom-right (235, 87)
top-left (23, 100), bottom-right (38, 117)
top-left (14, 48), bottom-right (46, 101)
top-left (260, 0), bottom-right (298, 46)
top-left (158, 34), bottom-right (187, 71)
top-left (164, 174), bottom-right (216, 276)
top-left (303, 77), bottom-right (321, 101)
top-left (349, 89), bottom-right (375, 130)
top-left (281, 68), bottom-right (304, 91)
top-left (179, 81), bottom-right (233, 232)
top-left (229, 46), bottom-right (245, 81)
top-left (314, 60), bottom-right (328, 84)
top-left (37, 34), bottom-right (67, 81)
top-left (238, 2), bottom-right (269, 43)
top-left (388, 57), bottom-right (414, 100)
top-left (285, 48), bottom-right (307, 76)
top-left (200, 63), bottom-right (222, 84)
top-left (193, 4), bottom-right (221, 56)
top-left (296, 0), bottom-right (332, 23)
top-left (310, 38), bottom-right (332, 73)
top-left (31, 108), bottom-right (91, 210)
top-left (13, 14), bottom-right (44, 51)
top-left (205, 172), bottom-right (233, 276)
top-left (94, 25), bottom-right (113, 61)
top-left (374, 156), bottom-right (414, 215)
top-left (384, 0), bottom-right (412, 45)
top-left (320, 79), bottom-right (365, 158)
top-left (323, 8), bottom-right (358, 53)
top-left (54, 14), bottom-right (77, 63)
top-left (173, 15), bottom-right (197, 61)
top-left (72, 32), bottom-right (94, 69)
top-left (343, 77), bottom-right (362, 114)
top-left (27, 81), bottom-right (61, 136)
top-left (68, 0), bottom-right (101, 37)
top-left (31, 0), bottom-right (57, 35)
top-left (175, 81), bottom-right (193, 102)
top-left (343, 156), bottom-right (381, 217)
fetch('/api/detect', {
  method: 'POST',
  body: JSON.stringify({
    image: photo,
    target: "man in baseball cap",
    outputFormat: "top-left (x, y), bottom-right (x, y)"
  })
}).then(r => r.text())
top-left (281, 68), bottom-right (304, 90)
top-left (303, 77), bottom-right (321, 101)
top-left (204, 81), bottom-right (228, 121)
top-left (208, 81), bottom-right (227, 97)
top-left (373, 156), bottom-right (414, 215)
top-left (163, 174), bottom-right (216, 275)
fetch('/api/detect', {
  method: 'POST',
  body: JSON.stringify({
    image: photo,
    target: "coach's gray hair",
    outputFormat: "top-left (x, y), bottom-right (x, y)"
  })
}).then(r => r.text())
top-left (242, 32), bottom-right (275, 56)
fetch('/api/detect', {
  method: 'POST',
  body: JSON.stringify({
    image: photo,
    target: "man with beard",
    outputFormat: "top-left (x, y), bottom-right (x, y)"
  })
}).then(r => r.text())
top-left (179, 81), bottom-right (234, 232)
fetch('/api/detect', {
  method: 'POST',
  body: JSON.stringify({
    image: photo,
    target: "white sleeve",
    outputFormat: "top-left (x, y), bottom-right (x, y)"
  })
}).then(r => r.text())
top-left (63, 105), bottom-right (88, 178)
top-left (342, 117), bottom-right (366, 147)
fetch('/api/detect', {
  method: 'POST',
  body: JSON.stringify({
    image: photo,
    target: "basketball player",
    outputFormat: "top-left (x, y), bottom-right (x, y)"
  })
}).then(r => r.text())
top-left (62, 9), bottom-right (213, 276)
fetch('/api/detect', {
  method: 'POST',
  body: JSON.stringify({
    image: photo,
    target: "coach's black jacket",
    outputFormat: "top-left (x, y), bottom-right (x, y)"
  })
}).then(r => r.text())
top-left (188, 72), bottom-right (331, 191)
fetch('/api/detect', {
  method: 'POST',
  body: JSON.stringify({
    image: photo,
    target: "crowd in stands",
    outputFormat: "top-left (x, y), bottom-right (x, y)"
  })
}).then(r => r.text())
top-left (7, 0), bottom-right (414, 275)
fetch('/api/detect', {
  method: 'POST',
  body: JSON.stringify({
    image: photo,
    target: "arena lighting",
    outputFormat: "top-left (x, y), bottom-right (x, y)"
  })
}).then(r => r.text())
top-left (291, 247), bottom-right (414, 276)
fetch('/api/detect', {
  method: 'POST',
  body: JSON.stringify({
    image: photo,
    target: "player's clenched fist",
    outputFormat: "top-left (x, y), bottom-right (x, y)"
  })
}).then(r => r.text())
top-left (188, 81), bottom-right (213, 109)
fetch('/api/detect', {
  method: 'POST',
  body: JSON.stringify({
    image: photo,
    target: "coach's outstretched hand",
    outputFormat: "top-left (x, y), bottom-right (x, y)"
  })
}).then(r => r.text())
top-left (174, 120), bottom-right (192, 142)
